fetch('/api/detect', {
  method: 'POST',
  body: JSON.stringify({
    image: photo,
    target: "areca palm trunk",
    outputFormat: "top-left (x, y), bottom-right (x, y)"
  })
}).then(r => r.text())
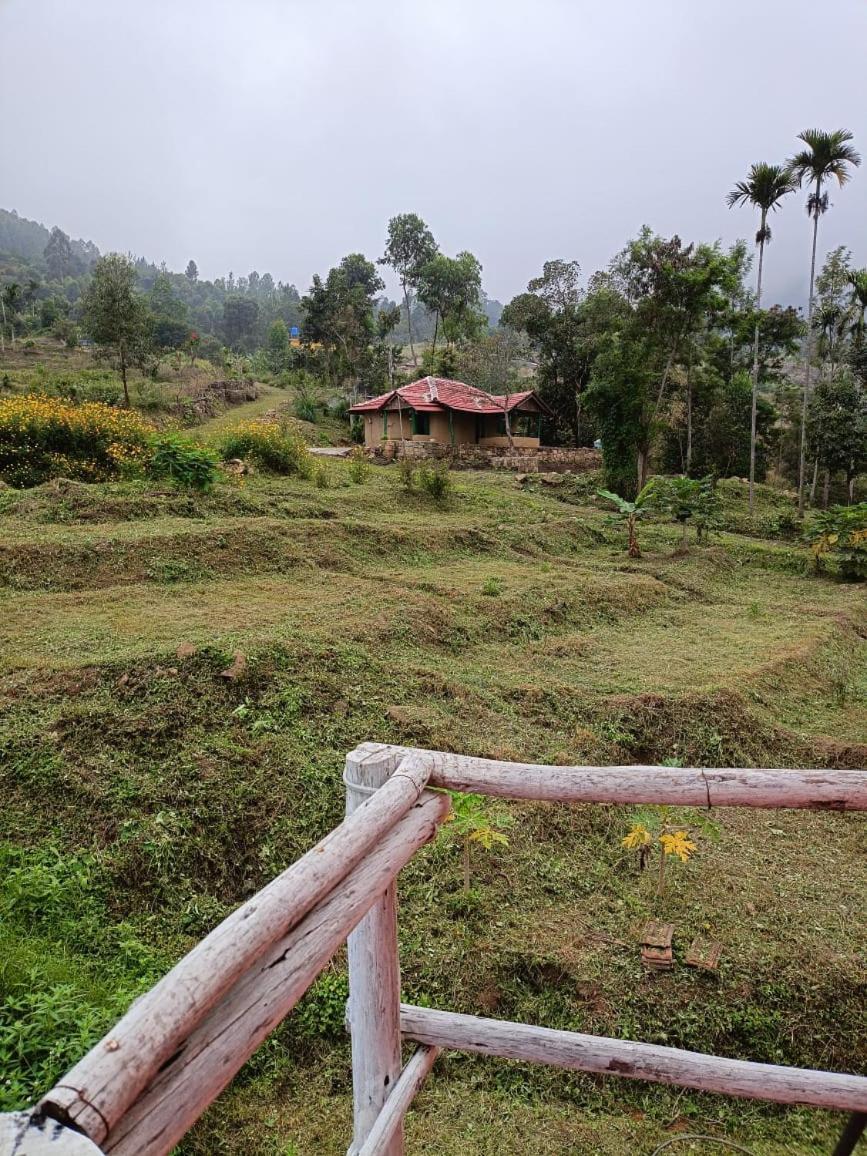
top-left (798, 178), bottom-right (822, 516)
top-left (748, 214), bottom-right (767, 512)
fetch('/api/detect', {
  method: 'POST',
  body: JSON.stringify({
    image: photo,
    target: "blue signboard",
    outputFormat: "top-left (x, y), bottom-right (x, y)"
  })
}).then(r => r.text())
top-left (290, 326), bottom-right (300, 338)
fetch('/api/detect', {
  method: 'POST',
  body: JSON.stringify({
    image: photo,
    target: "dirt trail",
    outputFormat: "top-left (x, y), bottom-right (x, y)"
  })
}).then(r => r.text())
top-left (192, 384), bottom-right (287, 437)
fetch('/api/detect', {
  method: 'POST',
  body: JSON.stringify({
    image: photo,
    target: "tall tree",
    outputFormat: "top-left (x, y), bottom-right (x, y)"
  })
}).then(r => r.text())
top-left (302, 254), bottom-right (387, 395)
top-left (222, 296), bottom-right (260, 350)
top-left (1, 282), bottom-right (23, 349)
top-left (185, 259), bottom-right (199, 282)
top-left (82, 254), bottom-right (152, 406)
top-left (378, 214), bottom-right (438, 366)
top-left (502, 260), bottom-right (622, 445)
top-left (44, 226), bottom-right (74, 280)
top-left (726, 162), bottom-right (795, 511)
top-left (847, 269), bottom-right (867, 347)
top-left (416, 251), bottom-right (483, 352)
top-left (586, 231), bottom-right (733, 493)
top-left (787, 128), bottom-right (861, 513)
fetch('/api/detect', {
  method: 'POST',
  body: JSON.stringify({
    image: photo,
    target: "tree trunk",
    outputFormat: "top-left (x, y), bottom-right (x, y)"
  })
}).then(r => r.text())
top-left (637, 447), bottom-right (649, 494)
top-left (120, 347), bottom-right (130, 408)
top-left (798, 182), bottom-right (821, 516)
top-left (685, 347), bottom-right (693, 476)
top-left (431, 312), bottom-right (439, 355)
top-left (810, 458), bottom-right (819, 506)
top-left (403, 283), bottom-right (417, 367)
top-left (822, 469), bottom-right (830, 509)
top-left (749, 223), bottom-right (766, 513)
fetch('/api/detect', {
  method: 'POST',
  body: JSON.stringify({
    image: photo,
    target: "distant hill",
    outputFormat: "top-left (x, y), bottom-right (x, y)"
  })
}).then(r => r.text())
top-left (0, 208), bottom-right (100, 273)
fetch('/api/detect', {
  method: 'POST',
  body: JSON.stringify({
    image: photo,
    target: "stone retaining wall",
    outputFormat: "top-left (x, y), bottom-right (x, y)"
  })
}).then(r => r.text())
top-left (373, 440), bottom-right (601, 473)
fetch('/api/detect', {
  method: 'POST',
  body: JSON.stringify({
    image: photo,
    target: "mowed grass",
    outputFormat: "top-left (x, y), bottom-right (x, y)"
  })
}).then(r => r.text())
top-left (190, 383), bottom-right (286, 437)
top-left (0, 467), bottom-right (865, 1154)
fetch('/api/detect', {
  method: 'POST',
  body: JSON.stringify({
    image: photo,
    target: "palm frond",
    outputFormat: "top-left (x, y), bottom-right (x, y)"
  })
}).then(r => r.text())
top-left (726, 162), bottom-right (795, 215)
top-left (788, 128), bottom-right (861, 187)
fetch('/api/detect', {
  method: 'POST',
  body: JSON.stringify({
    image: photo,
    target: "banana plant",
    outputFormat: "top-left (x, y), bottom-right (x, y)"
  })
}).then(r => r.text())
top-left (597, 489), bottom-right (645, 558)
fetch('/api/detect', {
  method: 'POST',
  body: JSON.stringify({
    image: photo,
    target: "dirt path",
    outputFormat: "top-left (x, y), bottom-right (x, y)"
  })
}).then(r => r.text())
top-left (193, 384), bottom-right (288, 438)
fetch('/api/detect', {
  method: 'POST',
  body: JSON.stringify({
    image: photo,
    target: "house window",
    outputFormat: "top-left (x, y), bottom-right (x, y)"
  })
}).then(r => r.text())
top-left (413, 411), bottom-right (430, 436)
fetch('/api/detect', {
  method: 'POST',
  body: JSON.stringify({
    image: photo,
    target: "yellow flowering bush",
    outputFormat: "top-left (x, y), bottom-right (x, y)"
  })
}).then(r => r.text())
top-left (0, 395), bottom-right (154, 488)
top-left (216, 417), bottom-right (312, 478)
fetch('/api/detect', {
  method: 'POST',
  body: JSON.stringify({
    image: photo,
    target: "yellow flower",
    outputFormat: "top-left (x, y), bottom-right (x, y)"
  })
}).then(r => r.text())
top-left (622, 824), bottom-right (652, 850)
top-left (659, 831), bottom-right (697, 862)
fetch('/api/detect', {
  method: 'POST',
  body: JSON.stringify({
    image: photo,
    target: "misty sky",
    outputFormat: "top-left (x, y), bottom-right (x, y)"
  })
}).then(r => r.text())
top-left (2, 0), bottom-right (865, 308)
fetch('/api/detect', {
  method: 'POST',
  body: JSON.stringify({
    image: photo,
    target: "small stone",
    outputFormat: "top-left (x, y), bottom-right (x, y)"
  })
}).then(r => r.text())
top-left (220, 651), bottom-right (247, 680)
top-left (176, 642), bottom-right (198, 659)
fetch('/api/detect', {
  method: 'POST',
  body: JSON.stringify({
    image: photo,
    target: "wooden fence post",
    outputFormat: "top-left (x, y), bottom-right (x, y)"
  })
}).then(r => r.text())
top-left (345, 747), bottom-right (406, 1156)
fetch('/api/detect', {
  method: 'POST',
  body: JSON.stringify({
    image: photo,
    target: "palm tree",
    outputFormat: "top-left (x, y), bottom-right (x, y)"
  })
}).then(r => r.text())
top-left (787, 129), bottom-right (861, 514)
top-left (726, 162), bottom-right (795, 511)
top-left (848, 269), bottom-right (867, 347)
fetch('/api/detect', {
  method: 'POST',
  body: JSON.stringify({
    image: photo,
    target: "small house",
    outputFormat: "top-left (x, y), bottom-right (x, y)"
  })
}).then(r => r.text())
top-left (349, 377), bottom-right (552, 450)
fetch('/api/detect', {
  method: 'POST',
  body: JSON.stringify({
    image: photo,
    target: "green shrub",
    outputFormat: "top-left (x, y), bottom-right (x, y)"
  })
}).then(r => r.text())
top-left (283, 371), bottom-right (324, 422)
top-left (347, 445), bottom-right (369, 484)
top-left (148, 434), bottom-right (219, 491)
top-left (37, 368), bottom-right (123, 407)
top-left (397, 456), bottom-right (416, 491)
top-left (416, 459), bottom-right (452, 502)
top-left (395, 457), bottom-right (452, 502)
top-left (216, 418), bottom-right (312, 477)
top-left (314, 463), bottom-right (331, 489)
top-left (482, 576), bottom-right (502, 597)
top-left (0, 395), bottom-right (152, 488)
top-left (804, 503), bottom-right (867, 580)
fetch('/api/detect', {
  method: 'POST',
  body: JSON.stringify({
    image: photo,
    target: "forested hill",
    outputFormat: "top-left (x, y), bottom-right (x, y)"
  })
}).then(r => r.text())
top-left (0, 207), bottom-right (307, 351)
top-left (0, 207), bottom-right (503, 351)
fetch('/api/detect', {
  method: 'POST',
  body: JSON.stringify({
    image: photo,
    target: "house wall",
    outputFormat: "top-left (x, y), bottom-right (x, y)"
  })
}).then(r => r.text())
top-left (361, 413), bottom-right (385, 447)
top-left (361, 408), bottom-right (540, 447)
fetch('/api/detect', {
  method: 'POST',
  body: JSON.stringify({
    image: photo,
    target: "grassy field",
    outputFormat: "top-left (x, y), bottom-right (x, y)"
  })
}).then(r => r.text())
top-left (0, 467), bottom-right (864, 1155)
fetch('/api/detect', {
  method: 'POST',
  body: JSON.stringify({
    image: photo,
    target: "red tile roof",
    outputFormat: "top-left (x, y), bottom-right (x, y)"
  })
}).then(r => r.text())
top-left (349, 377), bottom-right (550, 416)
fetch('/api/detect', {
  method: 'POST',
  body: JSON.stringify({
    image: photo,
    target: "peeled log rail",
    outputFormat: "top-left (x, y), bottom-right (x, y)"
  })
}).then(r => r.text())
top-left (370, 744), bottom-right (867, 810)
top-left (101, 792), bottom-right (450, 1156)
top-left (42, 756), bottom-right (430, 1145)
top-left (400, 1005), bottom-right (867, 1113)
top-left (356, 1046), bottom-right (441, 1156)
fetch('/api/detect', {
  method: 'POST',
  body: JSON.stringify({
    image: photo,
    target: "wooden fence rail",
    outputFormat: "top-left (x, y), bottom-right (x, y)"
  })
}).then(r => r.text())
top-left (2, 744), bottom-right (864, 1156)
top-left (43, 755), bottom-right (434, 1147)
top-left (399, 1005), bottom-right (867, 1113)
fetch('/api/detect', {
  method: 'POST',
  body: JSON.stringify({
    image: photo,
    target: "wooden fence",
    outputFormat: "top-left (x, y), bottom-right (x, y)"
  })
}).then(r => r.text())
top-left (2, 743), bottom-right (866, 1155)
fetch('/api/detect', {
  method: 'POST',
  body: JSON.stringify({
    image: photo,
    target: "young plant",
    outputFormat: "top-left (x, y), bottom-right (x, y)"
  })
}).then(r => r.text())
top-left (597, 489), bottom-right (645, 558)
top-left (621, 805), bottom-right (703, 897)
top-left (149, 434), bottom-right (218, 491)
top-left (804, 503), bottom-right (867, 580)
top-left (445, 792), bottom-right (512, 891)
top-left (417, 459), bottom-right (452, 503)
top-left (347, 445), bottom-right (369, 484)
top-left (639, 474), bottom-right (720, 552)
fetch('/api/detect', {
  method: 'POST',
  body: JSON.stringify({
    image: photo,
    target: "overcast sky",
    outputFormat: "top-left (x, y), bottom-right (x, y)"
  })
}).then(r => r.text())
top-left (2, 0), bottom-right (865, 307)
